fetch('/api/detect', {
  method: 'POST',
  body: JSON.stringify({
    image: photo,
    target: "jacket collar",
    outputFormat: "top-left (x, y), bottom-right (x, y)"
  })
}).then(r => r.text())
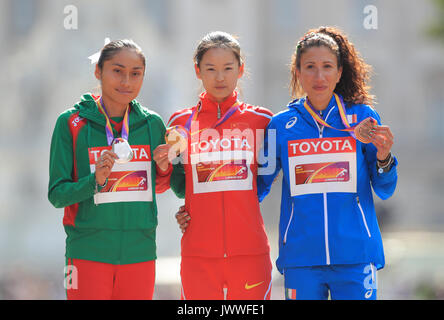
top-left (289, 94), bottom-right (337, 117)
top-left (76, 93), bottom-right (148, 125)
top-left (288, 94), bottom-right (340, 130)
top-left (198, 91), bottom-right (239, 114)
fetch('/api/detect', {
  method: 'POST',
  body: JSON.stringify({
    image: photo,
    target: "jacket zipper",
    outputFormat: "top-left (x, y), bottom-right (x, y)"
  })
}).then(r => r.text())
top-left (217, 104), bottom-right (226, 257)
top-left (283, 202), bottom-right (294, 245)
top-left (320, 125), bottom-right (329, 264)
top-left (357, 196), bottom-right (372, 238)
top-left (312, 107), bottom-right (334, 265)
top-left (222, 192), bottom-right (227, 257)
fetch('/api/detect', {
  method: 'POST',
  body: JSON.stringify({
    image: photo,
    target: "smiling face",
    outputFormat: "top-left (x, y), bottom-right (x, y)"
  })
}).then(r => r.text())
top-left (296, 45), bottom-right (342, 110)
top-left (95, 48), bottom-right (145, 107)
top-left (195, 47), bottom-right (244, 103)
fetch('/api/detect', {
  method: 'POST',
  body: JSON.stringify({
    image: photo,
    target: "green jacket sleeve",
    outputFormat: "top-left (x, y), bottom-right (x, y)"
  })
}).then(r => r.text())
top-left (170, 161), bottom-right (185, 199)
top-left (48, 112), bottom-right (96, 208)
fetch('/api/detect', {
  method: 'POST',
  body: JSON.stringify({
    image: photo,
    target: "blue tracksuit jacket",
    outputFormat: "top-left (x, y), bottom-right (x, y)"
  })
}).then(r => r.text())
top-left (257, 94), bottom-right (398, 274)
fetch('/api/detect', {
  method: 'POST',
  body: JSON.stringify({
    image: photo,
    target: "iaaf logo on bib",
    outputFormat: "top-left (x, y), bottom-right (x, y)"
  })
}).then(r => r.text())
top-left (288, 137), bottom-right (356, 157)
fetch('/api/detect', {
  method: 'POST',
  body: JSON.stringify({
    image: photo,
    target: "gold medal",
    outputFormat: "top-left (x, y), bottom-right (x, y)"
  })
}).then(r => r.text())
top-left (165, 126), bottom-right (188, 154)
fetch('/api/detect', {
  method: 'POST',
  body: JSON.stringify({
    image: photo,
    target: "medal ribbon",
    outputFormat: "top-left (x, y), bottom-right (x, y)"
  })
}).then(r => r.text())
top-left (303, 93), bottom-right (357, 139)
top-left (96, 97), bottom-right (130, 145)
top-left (185, 100), bottom-right (241, 136)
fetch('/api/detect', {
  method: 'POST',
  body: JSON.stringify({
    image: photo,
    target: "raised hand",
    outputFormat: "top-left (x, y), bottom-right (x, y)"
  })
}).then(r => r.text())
top-left (95, 150), bottom-right (118, 185)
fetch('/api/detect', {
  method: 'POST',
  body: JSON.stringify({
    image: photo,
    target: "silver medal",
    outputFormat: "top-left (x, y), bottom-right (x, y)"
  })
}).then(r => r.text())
top-left (112, 138), bottom-right (134, 164)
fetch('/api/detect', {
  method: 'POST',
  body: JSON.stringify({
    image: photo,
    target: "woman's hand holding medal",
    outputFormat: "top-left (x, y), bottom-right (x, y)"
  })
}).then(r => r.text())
top-left (153, 144), bottom-right (174, 172)
top-left (355, 118), bottom-right (394, 160)
top-left (305, 94), bottom-right (394, 161)
top-left (95, 150), bottom-right (118, 185)
top-left (370, 125), bottom-right (394, 161)
top-left (153, 126), bottom-right (188, 171)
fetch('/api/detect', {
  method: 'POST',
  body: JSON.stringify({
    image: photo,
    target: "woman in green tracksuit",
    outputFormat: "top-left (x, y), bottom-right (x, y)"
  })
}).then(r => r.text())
top-left (48, 39), bottom-right (172, 300)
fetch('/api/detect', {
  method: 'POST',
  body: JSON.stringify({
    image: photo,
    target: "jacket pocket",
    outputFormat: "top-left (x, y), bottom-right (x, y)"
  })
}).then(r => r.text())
top-left (283, 202), bottom-right (295, 245)
top-left (356, 196), bottom-right (371, 238)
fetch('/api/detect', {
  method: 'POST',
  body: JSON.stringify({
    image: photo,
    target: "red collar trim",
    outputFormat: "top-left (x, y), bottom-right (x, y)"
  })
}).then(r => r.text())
top-left (199, 91), bottom-right (238, 112)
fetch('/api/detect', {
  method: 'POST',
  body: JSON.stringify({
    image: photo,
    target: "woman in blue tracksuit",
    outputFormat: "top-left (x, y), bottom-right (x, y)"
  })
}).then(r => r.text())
top-left (258, 26), bottom-right (398, 300)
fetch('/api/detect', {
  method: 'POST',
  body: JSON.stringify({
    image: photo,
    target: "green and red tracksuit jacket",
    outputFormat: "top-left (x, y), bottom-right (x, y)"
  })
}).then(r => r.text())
top-left (48, 93), bottom-right (171, 265)
top-left (168, 91), bottom-right (273, 258)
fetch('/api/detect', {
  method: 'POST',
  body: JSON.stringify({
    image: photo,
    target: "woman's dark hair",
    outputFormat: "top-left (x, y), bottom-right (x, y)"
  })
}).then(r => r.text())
top-left (194, 31), bottom-right (244, 67)
top-left (290, 26), bottom-right (375, 105)
top-left (97, 39), bottom-right (146, 71)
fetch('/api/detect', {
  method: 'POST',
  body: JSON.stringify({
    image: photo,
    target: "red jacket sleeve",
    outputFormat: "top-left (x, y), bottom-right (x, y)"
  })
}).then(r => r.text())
top-left (155, 162), bottom-right (173, 194)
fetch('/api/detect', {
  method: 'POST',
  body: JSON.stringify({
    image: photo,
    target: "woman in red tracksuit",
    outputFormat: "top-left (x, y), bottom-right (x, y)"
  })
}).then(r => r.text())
top-left (154, 31), bottom-right (273, 300)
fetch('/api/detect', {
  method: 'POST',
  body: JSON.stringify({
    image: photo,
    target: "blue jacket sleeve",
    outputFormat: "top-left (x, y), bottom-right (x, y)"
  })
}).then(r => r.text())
top-left (257, 119), bottom-right (282, 202)
top-left (362, 107), bottom-right (398, 200)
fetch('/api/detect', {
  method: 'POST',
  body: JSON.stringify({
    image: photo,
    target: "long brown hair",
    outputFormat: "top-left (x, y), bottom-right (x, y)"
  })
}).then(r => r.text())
top-left (290, 26), bottom-right (375, 105)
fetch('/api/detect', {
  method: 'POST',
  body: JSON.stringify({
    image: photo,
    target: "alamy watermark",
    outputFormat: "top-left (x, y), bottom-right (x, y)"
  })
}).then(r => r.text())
top-left (363, 5), bottom-right (378, 30)
top-left (63, 5), bottom-right (78, 30)
top-left (64, 264), bottom-right (78, 290)
top-left (167, 126), bottom-right (277, 176)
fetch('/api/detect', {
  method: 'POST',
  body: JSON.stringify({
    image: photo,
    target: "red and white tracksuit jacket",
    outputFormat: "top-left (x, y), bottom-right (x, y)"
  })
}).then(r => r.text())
top-left (167, 91), bottom-right (273, 258)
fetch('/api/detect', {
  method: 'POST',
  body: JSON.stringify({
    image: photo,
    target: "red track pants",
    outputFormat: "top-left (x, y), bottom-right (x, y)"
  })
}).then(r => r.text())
top-left (65, 258), bottom-right (155, 300)
top-left (180, 254), bottom-right (272, 300)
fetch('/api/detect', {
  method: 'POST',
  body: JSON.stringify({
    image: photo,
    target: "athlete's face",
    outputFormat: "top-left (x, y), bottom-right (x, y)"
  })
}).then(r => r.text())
top-left (95, 49), bottom-right (145, 107)
top-left (296, 45), bottom-right (342, 110)
top-left (195, 47), bottom-right (244, 103)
